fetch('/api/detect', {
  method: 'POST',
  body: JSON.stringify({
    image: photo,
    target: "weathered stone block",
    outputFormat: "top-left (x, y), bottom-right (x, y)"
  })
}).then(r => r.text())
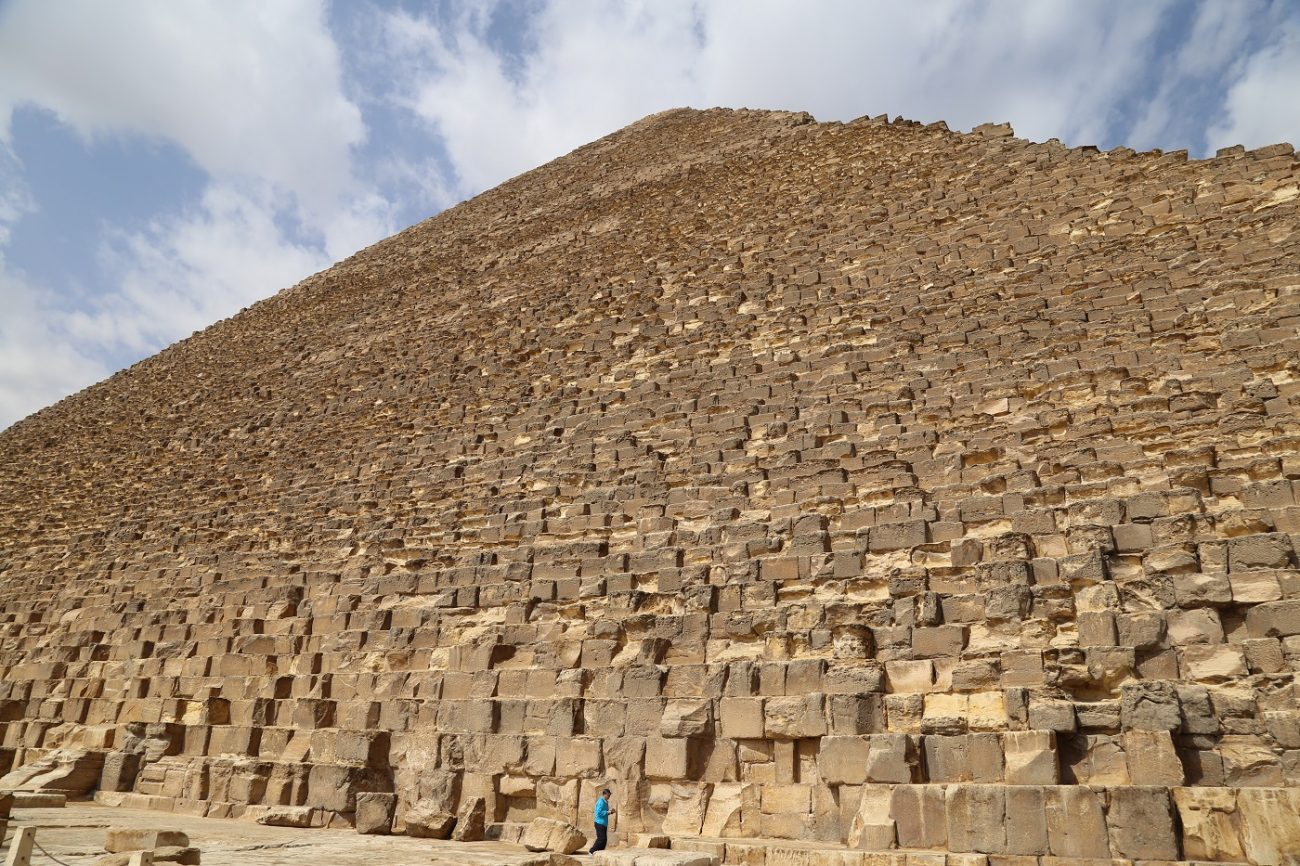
top-left (355, 791), bottom-right (396, 835)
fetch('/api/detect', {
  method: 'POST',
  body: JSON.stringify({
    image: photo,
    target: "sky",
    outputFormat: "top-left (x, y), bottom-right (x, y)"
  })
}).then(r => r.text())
top-left (1, 0), bottom-right (1299, 430)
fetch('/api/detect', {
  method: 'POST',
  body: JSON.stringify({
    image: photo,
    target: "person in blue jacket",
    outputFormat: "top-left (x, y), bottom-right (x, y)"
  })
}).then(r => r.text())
top-left (589, 787), bottom-right (614, 854)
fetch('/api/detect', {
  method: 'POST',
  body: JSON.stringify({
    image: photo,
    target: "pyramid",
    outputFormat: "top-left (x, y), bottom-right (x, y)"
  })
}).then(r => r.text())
top-left (2, 108), bottom-right (1300, 863)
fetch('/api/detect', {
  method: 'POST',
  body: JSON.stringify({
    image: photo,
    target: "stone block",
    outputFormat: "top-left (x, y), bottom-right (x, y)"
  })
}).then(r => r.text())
top-left (764, 695), bottom-right (826, 739)
top-left (645, 737), bottom-right (690, 779)
top-left (1004, 785), bottom-right (1047, 855)
top-left (946, 784), bottom-right (1006, 853)
top-left (451, 795), bottom-right (487, 842)
top-left (1104, 786), bottom-right (1178, 859)
top-left (1173, 786), bottom-right (1247, 862)
top-left (1044, 786), bottom-right (1110, 858)
top-left (852, 784), bottom-right (900, 850)
top-left (104, 828), bottom-right (191, 853)
top-left (661, 699), bottom-right (712, 738)
top-left (719, 698), bottom-right (764, 739)
top-left (1246, 599), bottom-right (1300, 638)
top-left (1228, 533), bottom-right (1293, 570)
top-left (818, 736), bottom-right (870, 784)
top-left (1120, 682), bottom-right (1181, 731)
top-left (402, 799), bottom-right (456, 838)
top-left (521, 816), bottom-right (587, 854)
top-left (355, 791), bottom-right (396, 835)
top-left (1237, 787), bottom-right (1300, 866)
top-left (700, 782), bottom-right (755, 837)
top-left (889, 784), bottom-right (945, 849)
top-left (865, 734), bottom-right (917, 784)
top-left (1122, 729), bottom-right (1184, 785)
top-left (1003, 731), bottom-right (1057, 784)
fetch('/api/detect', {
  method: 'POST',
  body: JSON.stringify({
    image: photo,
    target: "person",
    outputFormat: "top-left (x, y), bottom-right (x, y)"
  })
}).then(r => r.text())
top-left (589, 787), bottom-right (614, 854)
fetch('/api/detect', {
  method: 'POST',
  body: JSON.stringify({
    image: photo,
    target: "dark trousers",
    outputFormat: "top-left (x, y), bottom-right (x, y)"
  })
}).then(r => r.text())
top-left (589, 822), bottom-right (608, 853)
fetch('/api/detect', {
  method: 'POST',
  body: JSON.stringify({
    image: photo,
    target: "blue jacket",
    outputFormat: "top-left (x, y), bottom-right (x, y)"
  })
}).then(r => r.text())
top-left (594, 797), bottom-right (610, 826)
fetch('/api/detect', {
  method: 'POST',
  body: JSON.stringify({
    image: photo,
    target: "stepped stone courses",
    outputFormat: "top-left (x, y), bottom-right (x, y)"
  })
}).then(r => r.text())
top-left (1, 108), bottom-right (1300, 865)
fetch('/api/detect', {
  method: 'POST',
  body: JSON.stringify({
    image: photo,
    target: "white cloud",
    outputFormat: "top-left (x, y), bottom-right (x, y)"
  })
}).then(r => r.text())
top-left (385, 0), bottom-right (1178, 202)
top-left (0, 0), bottom-right (363, 209)
top-left (0, 1), bottom-right (399, 428)
top-left (70, 181), bottom-right (331, 357)
top-left (0, 260), bottom-right (110, 427)
top-left (1208, 19), bottom-right (1300, 152)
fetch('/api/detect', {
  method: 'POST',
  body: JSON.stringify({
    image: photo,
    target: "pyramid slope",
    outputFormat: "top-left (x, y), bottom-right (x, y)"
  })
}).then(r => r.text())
top-left (2, 108), bottom-right (1300, 862)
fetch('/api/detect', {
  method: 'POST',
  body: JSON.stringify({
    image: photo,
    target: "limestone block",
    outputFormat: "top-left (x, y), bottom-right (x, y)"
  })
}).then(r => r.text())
top-left (912, 626), bottom-right (966, 659)
top-left (661, 782), bottom-right (711, 836)
top-left (256, 806), bottom-right (314, 828)
top-left (1180, 639), bottom-right (1248, 681)
top-left (700, 782), bottom-right (755, 837)
top-left (0, 748), bottom-right (104, 794)
top-left (823, 663), bottom-right (885, 694)
top-left (1122, 729), bottom-right (1184, 785)
top-left (403, 799), bottom-right (457, 838)
top-left (1228, 533), bottom-right (1294, 570)
top-left (100, 751), bottom-right (143, 793)
top-left (1004, 785), bottom-right (1048, 856)
top-left (921, 694), bottom-right (968, 735)
top-left (1246, 599), bottom-right (1300, 638)
top-left (522, 816), bottom-right (587, 854)
top-left (536, 778), bottom-right (580, 822)
top-left (1237, 787), bottom-right (1300, 866)
top-left (1221, 739), bottom-right (1285, 787)
top-left (818, 736), bottom-right (870, 784)
top-left (1027, 699), bottom-right (1075, 734)
top-left (355, 791), bottom-right (395, 835)
top-left (869, 521), bottom-right (927, 552)
top-left (1003, 731), bottom-right (1058, 785)
top-left (1174, 786), bottom-right (1247, 862)
top-left (760, 782), bottom-right (810, 814)
top-left (889, 784), bottom-right (944, 849)
top-left (1170, 608), bottom-right (1226, 649)
top-left (556, 737), bottom-right (603, 777)
top-left (1120, 681), bottom-right (1181, 731)
top-left (1115, 612), bottom-right (1165, 649)
top-left (1177, 683), bottom-right (1222, 735)
top-left (661, 700), bottom-right (712, 738)
top-left (851, 785), bottom-right (899, 850)
top-left (829, 694), bottom-right (885, 735)
top-left (1172, 571), bottom-right (1233, 606)
top-left (885, 694), bottom-right (924, 733)
top-left (865, 734), bottom-right (918, 784)
top-left (1230, 570), bottom-right (1283, 603)
top-left (885, 660), bottom-right (935, 693)
top-left (1104, 786), bottom-right (1178, 859)
top-left (645, 737), bottom-right (690, 779)
top-left (924, 735), bottom-right (972, 782)
top-left (946, 784), bottom-right (1006, 853)
top-left (104, 828), bottom-right (191, 853)
top-left (305, 764), bottom-right (387, 813)
top-left (450, 795), bottom-right (487, 842)
top-left (966, 692), bottom-right (1006, 732)
top-left (1044, 786), bottom-right (1110, 858)
top-left (764, 695), bottom-right (826, 739)
top-left (718, 699), bottom-right (764, 739)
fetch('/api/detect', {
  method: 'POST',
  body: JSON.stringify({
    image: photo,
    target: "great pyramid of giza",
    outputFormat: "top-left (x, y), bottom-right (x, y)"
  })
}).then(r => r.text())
top-left (2, 108), bottom-right (1300, 864)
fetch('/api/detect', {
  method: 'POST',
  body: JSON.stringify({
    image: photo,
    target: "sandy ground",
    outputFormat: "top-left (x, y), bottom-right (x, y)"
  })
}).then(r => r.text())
top-left (0, 803), bottom-right (555, 866)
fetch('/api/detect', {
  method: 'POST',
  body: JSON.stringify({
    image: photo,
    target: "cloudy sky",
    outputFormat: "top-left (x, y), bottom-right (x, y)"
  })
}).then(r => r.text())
top-left (1, 0), bottom-right (1299, 429)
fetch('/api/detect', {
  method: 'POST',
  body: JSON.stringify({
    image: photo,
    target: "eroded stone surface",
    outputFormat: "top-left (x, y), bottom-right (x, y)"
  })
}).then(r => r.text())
top-left (1, 108), bottom-right (1299, 863)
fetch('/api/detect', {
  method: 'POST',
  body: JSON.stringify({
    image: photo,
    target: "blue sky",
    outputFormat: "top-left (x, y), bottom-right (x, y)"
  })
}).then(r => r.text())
top-left (1, 0), bottom-right (1299, 429)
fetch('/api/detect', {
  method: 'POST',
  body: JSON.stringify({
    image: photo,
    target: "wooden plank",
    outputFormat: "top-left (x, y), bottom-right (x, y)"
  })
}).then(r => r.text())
top-left (3, 826), bottom-right (33, 866)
